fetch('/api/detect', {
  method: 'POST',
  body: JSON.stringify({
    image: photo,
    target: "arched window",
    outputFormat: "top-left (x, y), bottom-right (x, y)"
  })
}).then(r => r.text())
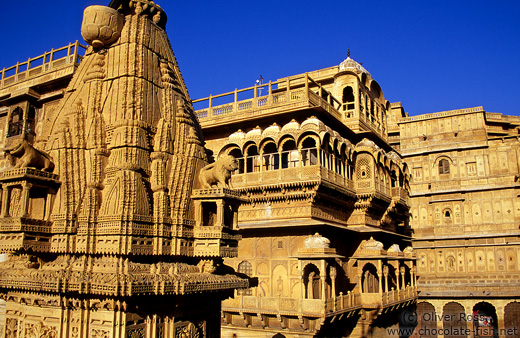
top-left (303, 264), bottom-right (321, 299)
top-left (8, 107), bottom-right (24, 137)
top-left (301, 137), bottom-right (317, 166)
top-left (281, 139), bottom-right (298, 169)
top-left (342, 86), bottom-right (355, 111)
top-left (362, 264), bottom-right (379, 293)
top-left (245, 145), bottom-right (259, 173)
top-left (439, 159), bottom-right (450, 175)
top-left (261, 142), bottom-right (279, 171)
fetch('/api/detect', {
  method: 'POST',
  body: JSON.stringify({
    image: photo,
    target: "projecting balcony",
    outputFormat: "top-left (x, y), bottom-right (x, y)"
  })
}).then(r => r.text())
top-left (223, 285), bottom-right (417, 320)
top-left (230, 157), bottom-right (355, 196)
top-left (193, 74), bottom-right (344, 129)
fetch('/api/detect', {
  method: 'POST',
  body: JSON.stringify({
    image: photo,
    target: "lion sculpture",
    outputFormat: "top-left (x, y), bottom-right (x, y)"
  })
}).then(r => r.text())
top-left (4, 138), bottom-right (55, 172)
top-left (199, 154), bottom-right (239, 189)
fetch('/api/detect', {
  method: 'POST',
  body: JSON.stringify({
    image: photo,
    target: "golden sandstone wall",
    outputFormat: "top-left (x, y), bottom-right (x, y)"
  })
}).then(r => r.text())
top-left (396, 108), bottom-right (520, 337)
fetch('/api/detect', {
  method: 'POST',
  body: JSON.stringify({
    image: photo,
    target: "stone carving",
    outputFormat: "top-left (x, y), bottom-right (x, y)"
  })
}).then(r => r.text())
top-left (4, 138), bottom-right (55, 172)
top-left (81, 6), bottom-right (124, 48)
top-left (199, 154), bottom-right (238, 189)
top-left (303, 233), bottom-right (330, 249)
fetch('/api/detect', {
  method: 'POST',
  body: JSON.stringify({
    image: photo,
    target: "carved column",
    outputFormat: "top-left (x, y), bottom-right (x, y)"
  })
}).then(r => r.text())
top-left (377, 267), bottom-right (383, 295)
top-left (216, 200), bottom-right (225, 227)
top-left (20, 182), bottom-right (32, 217)
top-left (330, 265), bottom-right (337, 298)
top-left (308, 271), bottom-right (314, 299)
top-left (383, 265), bottom-right (389, 293)
top-left (1, 185), bottom-right (9, 217)
top-left (400, 266), bottom-right (406, 291)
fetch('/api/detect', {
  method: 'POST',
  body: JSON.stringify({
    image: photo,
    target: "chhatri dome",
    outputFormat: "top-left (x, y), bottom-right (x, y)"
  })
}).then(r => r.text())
top-left (339, 51), bottom-right (371, 76)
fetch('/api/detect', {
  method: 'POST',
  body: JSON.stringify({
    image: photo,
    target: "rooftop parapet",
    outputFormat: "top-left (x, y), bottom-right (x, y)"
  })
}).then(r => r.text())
top-left (0, 41), bottom-right (87, 90)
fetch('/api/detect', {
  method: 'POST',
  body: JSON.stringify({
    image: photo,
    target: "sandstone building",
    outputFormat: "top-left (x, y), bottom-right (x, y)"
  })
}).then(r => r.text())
top-left (0, 1), bottom-right (519, 338)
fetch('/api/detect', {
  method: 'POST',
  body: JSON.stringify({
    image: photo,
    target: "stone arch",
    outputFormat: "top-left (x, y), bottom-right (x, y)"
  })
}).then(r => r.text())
top-left (416, 302), bottom-right (437, 338)
top-left (299, 133), bottom-right (319, 166)
top-left (260, 139), bottom-right (279, 171)
top-left (443, 302), bottom-right (467, 338)
top-left (361, 263), bottom-right (379, 293)
top-left (473, 301), bottom-right (498, 338)
top-left (280, 137), bottom-right (298, 169)
top-left (504, 301), bottom-right (520, 337)
top-left (243, 142), bottom-right (260, 173)
top-left (302, 263), bottom-right (321, 299)
top-left (434, 155), bottom-right (453, 176)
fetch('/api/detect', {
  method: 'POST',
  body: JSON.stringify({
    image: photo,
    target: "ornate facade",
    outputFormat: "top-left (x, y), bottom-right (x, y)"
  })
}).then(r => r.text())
top-left (388, 106), bottom-right (520, 337)
top-left (194, 58), bottom-right (417, 337)
top-left (0, 1), bottom-right (248, 338)
top-left (1, 2), bottom-right (519, 338)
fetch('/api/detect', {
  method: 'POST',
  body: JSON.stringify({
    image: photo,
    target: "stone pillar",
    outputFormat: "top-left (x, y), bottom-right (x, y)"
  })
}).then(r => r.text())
top-left (1, 186), bottom-right (10, 217)
top-left (308, 271), bottom-right (314, 299)
top-left (20, 182), bottom-right (32, 218)
top-left (377, 267), bottom-right (383, 295)
top-left (330, 265), bottom-right (337, 298)
top-left (400, 266), bottom-right (406, 291)
top-left (216, 200), bottom-right (224, 227)
top-left (383, 266), bottom-right (389, 293)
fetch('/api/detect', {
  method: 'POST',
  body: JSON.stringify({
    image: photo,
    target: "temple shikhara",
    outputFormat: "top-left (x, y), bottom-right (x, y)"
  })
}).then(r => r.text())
top-left (0, 0), bottom-right (518, 337)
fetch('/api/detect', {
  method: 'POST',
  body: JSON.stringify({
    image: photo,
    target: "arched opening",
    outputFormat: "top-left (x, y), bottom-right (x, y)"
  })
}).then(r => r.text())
top-left (473, 302), bottom-right (498, 338)
top-left (303, 264), bottom-right (321, 299)
top-left (390, 170), bottom-right (398, 188)
top-left (415, 302), bottom-right (437, 338)
top-left (439, 159), bottom-right (450, 175)
top-left (385, 265), bottom-right (398, 291)
top-left (8, 107), bottom-right (24, 137)
top-left (245, 145), bottom-right (259, 173)
top-left (281, 139), bottom-right (298, 168)
top-left (443, 302), bottom-right (467, 338)
top-left (261, 142), bottom-right (279, 171)
top-left (342, 86), bottom-right (355, 111)
top-left (301, 137), bottom-right (318, 166)
top-left (362, 263), bottom-right (379, 293)
top-left (504, 302), bottom-right (520, 337)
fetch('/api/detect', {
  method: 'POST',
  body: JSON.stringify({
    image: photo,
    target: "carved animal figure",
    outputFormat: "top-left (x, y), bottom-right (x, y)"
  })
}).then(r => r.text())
top-left (199, 154), bottom-right (238, 189)
top-left (4, 139), bottom-right (55, 172)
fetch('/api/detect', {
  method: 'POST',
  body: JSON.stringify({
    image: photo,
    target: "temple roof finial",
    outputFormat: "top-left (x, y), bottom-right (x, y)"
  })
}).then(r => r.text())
top-left (347, 48), bottom-right (351, 58)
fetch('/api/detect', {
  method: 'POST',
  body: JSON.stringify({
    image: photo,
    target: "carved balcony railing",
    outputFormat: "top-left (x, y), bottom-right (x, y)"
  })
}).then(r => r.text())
top-left (391, 186), bottom-right (409, 205)
top-left (230, 164), bottom-right (354, 193)
top-left (381, 285), bottom-right (417, 306)
top-left (223, 287), bottom-right (416, 319)
top-left (0, 41), bottom-right (87, 89)
top-left (223, 292), bottom-right (362, 319)
top-left (193, 74), bottom-right (343, 128)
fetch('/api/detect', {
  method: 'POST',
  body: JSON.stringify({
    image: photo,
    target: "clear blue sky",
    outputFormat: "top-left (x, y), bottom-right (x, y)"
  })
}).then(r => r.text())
top-left (1, 0), bottom-right (519, 116)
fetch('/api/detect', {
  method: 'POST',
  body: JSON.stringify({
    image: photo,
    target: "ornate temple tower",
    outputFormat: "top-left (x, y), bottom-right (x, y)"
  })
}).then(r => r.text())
top-left (0, 1), bottom-right (247, 337)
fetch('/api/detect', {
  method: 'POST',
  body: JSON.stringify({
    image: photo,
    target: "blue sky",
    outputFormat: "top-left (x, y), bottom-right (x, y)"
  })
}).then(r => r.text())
top-left (0, 1), bottom-right (519, 116)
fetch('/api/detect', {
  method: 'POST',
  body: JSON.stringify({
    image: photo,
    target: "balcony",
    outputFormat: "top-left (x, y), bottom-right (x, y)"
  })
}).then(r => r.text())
top-left (193, 74), bottom-right (343, 129)
top-left (0, 41), bottom-right (87, 90)
top-left (223, 285), bottom-right (417, 320)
